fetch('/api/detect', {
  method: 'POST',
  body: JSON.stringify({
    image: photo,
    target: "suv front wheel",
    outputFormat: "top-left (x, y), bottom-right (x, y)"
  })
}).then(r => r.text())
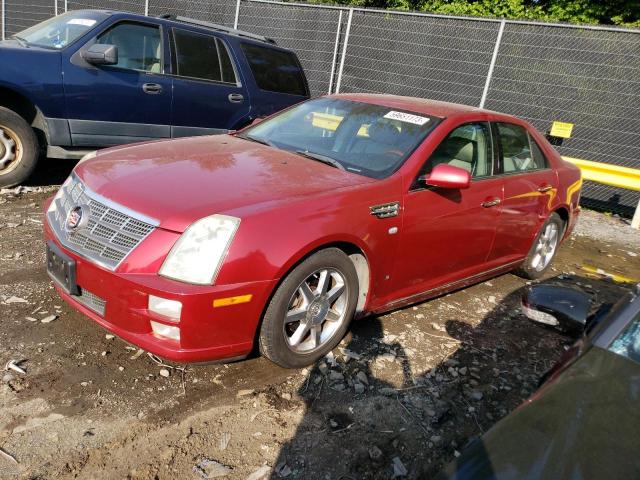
top-left (0, 107), bottom-right (39, 188)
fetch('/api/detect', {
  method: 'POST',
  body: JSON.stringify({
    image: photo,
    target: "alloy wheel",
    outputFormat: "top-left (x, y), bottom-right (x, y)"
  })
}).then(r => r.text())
top-left (283, 268), bottom-right (349, 353)
top-left (531, 223), bottom-right (559, 271)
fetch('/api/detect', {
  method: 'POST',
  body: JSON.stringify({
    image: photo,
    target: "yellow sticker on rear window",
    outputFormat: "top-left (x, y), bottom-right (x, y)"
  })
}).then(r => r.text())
top-left (550, 121), bottom-right (574, 139)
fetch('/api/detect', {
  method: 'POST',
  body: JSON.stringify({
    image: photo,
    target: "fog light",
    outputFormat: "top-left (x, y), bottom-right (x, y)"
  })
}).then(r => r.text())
top-left (522, 303), bottom-right (559, 326)
top-left (148, 295), bottom-right (182, 321)
top-left (150, 320), bottom-right (181, 342)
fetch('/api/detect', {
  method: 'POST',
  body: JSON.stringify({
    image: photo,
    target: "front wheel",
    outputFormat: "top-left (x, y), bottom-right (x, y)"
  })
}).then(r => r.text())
top-left (516, 212), bottom-right (564, 280)
top-left (259, 248), bottom-right (358, 368)
top-left (0, 107), bottom-right (39, 188)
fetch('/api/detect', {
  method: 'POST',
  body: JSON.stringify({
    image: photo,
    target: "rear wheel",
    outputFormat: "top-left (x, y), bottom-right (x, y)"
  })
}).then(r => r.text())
top-left (0, 107), bottom-right (39, 188)
top-left (516, 212), bottom-right (564, 280)
top-left (259, 248), bottom-right (358, 368)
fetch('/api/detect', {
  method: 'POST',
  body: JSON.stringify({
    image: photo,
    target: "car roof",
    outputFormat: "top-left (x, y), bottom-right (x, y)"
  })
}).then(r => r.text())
top-left (328, 93), bottom-right (518, 121)
top-left (74, 9), bottom-right (278, 46)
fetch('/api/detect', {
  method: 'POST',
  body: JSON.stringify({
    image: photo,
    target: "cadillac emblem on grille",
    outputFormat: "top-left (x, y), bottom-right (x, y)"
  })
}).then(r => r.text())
top-left (65, 205), bottom-right (90, 232)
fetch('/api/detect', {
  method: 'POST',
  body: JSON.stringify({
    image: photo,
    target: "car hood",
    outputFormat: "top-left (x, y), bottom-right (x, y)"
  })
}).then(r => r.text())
top-left (75, 135), bottom-right (373, 232)
top-left (436, 347), bottom-right (640, 480)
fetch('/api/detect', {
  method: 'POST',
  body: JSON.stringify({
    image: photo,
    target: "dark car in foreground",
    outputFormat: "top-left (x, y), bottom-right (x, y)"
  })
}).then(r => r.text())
top-left (44, 94), bottom-right (581, 368)
top-left (0, 10), bottom-right (309, 186)
top-left (437, 281), bottom-right (640, 480)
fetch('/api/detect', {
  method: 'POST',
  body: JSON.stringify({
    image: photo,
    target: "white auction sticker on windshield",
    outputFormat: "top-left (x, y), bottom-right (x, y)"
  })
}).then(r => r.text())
top-left (68, 19), bottom-right (97, 27)
top-left (383, 111), bottom-right (430, 126)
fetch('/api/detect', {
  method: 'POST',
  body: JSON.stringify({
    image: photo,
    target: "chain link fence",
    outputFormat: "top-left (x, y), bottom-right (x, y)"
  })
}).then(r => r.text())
top-left (1, 0), bottom-right (638, 214)
top-left (337, 11), bottom-right (500, 105)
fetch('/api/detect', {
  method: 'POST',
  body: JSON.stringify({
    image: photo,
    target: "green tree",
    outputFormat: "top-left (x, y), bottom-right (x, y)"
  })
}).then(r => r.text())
top-left (329, 0), bottom-right (640, 26)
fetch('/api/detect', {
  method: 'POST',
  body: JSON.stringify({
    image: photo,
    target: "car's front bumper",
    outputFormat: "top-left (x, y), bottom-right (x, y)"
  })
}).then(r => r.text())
top-left (44, 201), bottom-right (277, 363)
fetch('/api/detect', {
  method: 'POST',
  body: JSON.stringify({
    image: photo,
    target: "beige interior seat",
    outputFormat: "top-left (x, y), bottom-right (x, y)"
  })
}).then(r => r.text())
top-left (430, 137), bottom-right (475, 173)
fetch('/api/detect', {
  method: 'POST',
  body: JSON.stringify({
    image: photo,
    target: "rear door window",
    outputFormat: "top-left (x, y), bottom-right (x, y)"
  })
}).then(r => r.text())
top-left (240, 43), bottom-right (307, 96)
top-left (173, 29), bottom-right (237, 84)
top-left (496, 122), bottom-right (547, 174)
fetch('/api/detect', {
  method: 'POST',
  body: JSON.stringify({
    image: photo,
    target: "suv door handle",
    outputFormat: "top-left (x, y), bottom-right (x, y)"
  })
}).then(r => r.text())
top-left (142, 83), bottom-right (163, 94)
top-left (537, 185), bottom-right (553, 193)
top-left (481, 198), bottom-right (501, 208)
top-left (228, 93), bottom-right (244, 103)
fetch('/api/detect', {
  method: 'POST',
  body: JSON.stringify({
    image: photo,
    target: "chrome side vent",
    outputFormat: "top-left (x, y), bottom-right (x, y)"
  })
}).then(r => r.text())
top-left (370, 202), bottom-right (400, 219)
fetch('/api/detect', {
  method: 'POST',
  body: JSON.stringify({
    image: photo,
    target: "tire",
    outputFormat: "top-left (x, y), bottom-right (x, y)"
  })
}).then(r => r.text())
top-left (259, 248), bottom-right (359, 368)
top-left (0, 107), bottom-right (40, 188)
top-left (515, 212), bottom-right (564, 280)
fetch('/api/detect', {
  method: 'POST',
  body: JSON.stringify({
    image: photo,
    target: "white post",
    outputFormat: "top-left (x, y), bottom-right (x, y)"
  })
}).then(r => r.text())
top-left (144, 0), bottom-right (149, 16)
top-left (479, 18), bottom-right (505, 109)
top-left (327, 9), bottom-right (343, 94)
top-left (233, 0), bottom-right (241, 29)
top-left (632, 198), bottom-right (640, 230)
top-left (64, 0), bottom-right (67, 12)
top-left (54, 0), bottom-right (58, 16)
top-left (334, 8), bottom-right (353, 94)
top-left (1, 0), bottom-right (4, 41)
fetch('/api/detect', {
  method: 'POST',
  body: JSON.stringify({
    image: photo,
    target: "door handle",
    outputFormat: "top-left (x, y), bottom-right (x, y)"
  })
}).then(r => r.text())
top-left (142, 83), bottom-right (163, 94)
top-left (481, 198), bottom-right (501, 208)
top-left (228, 93), bottom-right (244, 103)
top-left (537, 185), bottom-right (553, 193)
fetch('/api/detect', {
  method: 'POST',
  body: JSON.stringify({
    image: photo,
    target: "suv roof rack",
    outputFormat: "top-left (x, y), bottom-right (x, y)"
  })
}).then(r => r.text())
top-left (159, 14), bottom-right (277, 44)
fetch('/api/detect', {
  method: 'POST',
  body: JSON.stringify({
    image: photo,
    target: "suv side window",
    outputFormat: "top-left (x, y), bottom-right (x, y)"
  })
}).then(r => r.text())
top-left (96, 22), bottom-right (162, 73)
top-left (496, 122), bottom-right (547, 174)
top-left (240, 43), bottom-right (307, 96)
top-left (173, 29), bottom-right (237, 84)
top-left (415, 122), bottom-right (493, 185)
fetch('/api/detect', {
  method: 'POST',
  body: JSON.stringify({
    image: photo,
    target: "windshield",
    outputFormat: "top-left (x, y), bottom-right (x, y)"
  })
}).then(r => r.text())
top-left (13, 11), bottom-right (108, 49)
top-left (609, 310), bottom-right (640, 364)
top-left (239, 98), bottom-right (440, 179)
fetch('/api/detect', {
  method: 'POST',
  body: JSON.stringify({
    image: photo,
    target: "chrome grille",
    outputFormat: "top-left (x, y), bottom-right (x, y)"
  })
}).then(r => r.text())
top-left (77, 288), bottom-right (106, 316)
top-left (47, 175), bottom-right (158, 270)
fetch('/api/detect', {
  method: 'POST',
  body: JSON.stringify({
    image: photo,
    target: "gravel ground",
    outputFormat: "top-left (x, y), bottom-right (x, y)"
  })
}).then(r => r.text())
top-left (0, 168), bottom-right (639, 479)
top-left (573, 208), bottom-right (640, 250)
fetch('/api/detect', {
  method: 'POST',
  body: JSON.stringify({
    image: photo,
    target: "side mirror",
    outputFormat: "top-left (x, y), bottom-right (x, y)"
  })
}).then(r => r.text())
top-left (82, 44), bottom-right (118, 66)
top-left (422, 164), bottom-right (470, 190)
top-left (522, 284), bottom-right (591, 335)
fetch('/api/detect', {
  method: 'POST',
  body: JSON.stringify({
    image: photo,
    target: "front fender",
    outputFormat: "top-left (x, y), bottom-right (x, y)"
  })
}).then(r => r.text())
top-left (0, 47), bottom-right (65, 118)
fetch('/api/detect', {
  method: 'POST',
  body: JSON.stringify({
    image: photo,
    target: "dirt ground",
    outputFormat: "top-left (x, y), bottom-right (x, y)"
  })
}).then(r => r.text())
top-left (1, 161), bottom-right (639, 480)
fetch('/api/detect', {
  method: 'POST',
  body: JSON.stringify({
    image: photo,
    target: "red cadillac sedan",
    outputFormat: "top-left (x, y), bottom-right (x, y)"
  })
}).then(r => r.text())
top-left (44, 94), bottom-right (582, 368)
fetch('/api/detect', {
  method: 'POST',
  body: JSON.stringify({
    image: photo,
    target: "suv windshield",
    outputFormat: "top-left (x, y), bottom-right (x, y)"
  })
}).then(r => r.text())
top-left (13, 11), bottom-right (107, 49)
top-left (239, 98), bottom-right (439, 179)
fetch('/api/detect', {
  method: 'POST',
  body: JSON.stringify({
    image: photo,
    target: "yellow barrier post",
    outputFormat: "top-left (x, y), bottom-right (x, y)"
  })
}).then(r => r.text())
top-left (562, 157), bottom-right (640, 230)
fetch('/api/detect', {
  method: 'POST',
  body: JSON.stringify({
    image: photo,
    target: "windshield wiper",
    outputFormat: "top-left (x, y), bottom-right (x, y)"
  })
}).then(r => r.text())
top-left (236, 133), bottom-right (275, 148)
top-left (11, 35), bottom-right (29, 47)
top-left (295, 150), bottom-right (345, 170)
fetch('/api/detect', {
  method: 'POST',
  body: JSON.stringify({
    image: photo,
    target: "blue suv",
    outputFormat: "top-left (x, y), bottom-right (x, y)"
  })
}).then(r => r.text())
top-left (0, 10), bottom-right (310, 186)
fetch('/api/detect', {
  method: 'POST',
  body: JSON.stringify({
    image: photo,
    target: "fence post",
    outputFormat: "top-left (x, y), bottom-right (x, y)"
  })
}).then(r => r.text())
top-left (1, 0), bottom-right (4, 41)
top-left (64, 0), bottom-right (67, 12)
top-left (144, 0), bottom-right (149, 16)
top-left (327, 9), bottom-right (343, 94)
top-left (54, 0), bottom-right (58, 16)
top-left (632, 200), bottom-right (640, 230)
top-left (233, 0), bottom-right (241, 29)
top-left (479, 18), bottom-right (505, 109)
top-left (334, 8), bottom-right (353, 94)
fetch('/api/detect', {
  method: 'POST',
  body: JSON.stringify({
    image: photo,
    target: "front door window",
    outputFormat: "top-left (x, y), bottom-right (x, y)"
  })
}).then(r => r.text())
top-left (96, 22), bottom-right (162, 73)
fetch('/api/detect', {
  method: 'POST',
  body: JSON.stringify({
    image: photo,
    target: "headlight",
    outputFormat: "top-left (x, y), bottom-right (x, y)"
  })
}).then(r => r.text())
top-left (159, 214), bottom-right (240, 285)
top-left (75, 150), bottom-right (98, 167)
